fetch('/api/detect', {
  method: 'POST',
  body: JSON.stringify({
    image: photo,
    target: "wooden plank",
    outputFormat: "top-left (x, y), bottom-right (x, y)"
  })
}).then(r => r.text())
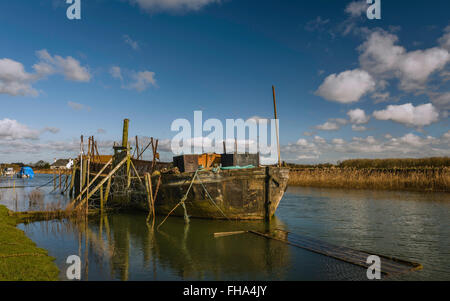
top-left (74, 156), bottom-right (128, 210)
top-left (104, 177), bottom-right (111, 205)
top-left (130, 159), bottom-right (143, 186)
top-left (214, 231), bottom-right (246, 238)
top-left (100, 183), bottom-right (104, 213)
top-left (248, 230), bottom-right (422, 277)
top-left (67, 157), bottom-right (113, 209)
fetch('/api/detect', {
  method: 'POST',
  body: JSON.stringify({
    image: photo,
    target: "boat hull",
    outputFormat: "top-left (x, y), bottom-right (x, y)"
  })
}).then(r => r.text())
top-left (134, 167), bottom-right (290, 220)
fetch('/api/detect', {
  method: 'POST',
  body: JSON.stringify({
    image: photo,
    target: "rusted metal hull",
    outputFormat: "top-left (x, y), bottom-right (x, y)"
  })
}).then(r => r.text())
top-left (140, 167), bottom-right (290, 220)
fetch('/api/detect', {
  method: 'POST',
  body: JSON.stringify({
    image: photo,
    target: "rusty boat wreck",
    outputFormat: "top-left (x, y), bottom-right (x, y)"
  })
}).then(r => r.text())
top-left (66, 119), bottom-right (290, 221)
top-left (151, 165), bottom-right (290, 220)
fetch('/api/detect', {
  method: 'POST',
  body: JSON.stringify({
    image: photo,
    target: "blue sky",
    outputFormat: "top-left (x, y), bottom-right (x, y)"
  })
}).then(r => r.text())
top-left (0, 0), bottom-right (449, 164)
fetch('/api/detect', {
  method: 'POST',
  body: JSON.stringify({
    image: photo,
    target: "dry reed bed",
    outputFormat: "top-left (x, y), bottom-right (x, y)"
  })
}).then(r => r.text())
top-left (288, 167), bottom-right (450, 192)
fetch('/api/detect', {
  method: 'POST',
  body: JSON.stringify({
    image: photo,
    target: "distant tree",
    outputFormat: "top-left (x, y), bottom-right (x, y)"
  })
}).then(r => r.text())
top-left (34, 160), bottom-right (50, 169)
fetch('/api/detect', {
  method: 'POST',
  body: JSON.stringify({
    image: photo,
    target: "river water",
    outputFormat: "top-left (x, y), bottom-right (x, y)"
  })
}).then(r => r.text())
top-left (1, 174), bottom-right (449, 280)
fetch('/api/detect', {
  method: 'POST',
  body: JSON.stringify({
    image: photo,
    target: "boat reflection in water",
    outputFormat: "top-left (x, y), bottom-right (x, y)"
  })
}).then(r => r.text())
top-left (22, 212), bottom-right (291, 281)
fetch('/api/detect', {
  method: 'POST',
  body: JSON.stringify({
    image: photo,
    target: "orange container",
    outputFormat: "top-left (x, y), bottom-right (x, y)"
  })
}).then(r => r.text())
top-left (198, 154), bottom-right (221, 169)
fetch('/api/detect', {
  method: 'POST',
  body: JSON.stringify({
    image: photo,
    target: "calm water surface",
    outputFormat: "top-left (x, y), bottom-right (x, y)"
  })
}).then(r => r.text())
top-left (1, 175), bottom-right (449, 280)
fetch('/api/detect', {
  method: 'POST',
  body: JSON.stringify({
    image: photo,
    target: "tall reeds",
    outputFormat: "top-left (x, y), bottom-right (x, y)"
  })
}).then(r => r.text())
top-left (288, 167), bottom-right (450, 192)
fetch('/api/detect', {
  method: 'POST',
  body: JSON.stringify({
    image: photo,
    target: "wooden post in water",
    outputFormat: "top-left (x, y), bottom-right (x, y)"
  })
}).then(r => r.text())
top-left (265, 166), bottom-right (272, 221)
top-left (272, 86), bottom-right (281, 167)
top-left (145, 173), bottom-right (155, 224)
top-left (80, 135), bottom-right (84, 203)
top-left (127, 143), bottom-right (131, 189)
top-left (223, 140), bottom-right (227, 154)
top-left (86, 157), bottom-right (90, 215)
top-left (69, 162), bottom-right (76, 197)
top-left (62, 173), bottom-right (68, 195)
top-left (82, 158), bottom-right (87, 190)
top-left (59, 169), bottom-right (62, 192)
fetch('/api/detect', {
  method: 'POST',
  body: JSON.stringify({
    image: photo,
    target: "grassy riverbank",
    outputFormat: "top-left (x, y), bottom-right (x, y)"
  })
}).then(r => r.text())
top-left (0, 205), bottom-right (59, 281)
top-left (288, 158), bottom-right (450, 192)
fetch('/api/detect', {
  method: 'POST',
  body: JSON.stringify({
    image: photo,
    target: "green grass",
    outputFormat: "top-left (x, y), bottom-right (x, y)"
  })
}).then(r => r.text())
top-left (0, 205), bottom-right (59, 281)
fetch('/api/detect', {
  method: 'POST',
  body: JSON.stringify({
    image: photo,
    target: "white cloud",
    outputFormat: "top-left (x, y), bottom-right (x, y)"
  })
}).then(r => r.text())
top-left (332, 138), bottom-right (345, 145)
top-left (314, 118), bottom-right (347, 131)
top-left (42, 127), bottom-right (60, 134)
top-left (314, 136), bottom-right (326, 144)
top-left (359, 31), bottom-right (404, 75)
top-left (345, 1), bottom-right (367, 17)
top-left (296, 138), bottom-right (313, 147)
top-left (431, 92), bottom-right (450, 110)
top-left (127, 71), bottom-right (157, 92)
top-left (123, 35), bottom-right (140, 50)
top-left (351, 125), bottom-right (367, 132)
top-left (282, 132), bottom-right (450, 163)
top-left (438, 25), bottom-right (450, 51)
top-left (443, 130), bottom-right (450, 140)
top-left (111, 67), bottom-right (157, 92)
top-left (315, 122), bottom-right (339, 131)
top-left (371, 92), bottom-right (390, 103)
top-left (359, 30), bottom-right (450, 91)
top-left (110, 66), bottom-right (123, 80)
top-left (373, 103), bottom-right (439, 127)
top-left (399, 133), bottom-right (430, 147)
top-left (0, 51), bottom-right (90, 97)
top-left (0, 58), bottom-right (38, 96)
top-left (397, 48), bottom-right (450, 90)
top-left (35, 50), bottom-right (91, 82)
top-left (347, 108), bottom-right (370, 124)
top-left (129, 0), bottom-right (219, 13)
top-left (68, 101), bottom-right (91, 111)
top-left (316, 69), bottom-right (376, 103)
top-left (0, 119), bottom-right (40, 140)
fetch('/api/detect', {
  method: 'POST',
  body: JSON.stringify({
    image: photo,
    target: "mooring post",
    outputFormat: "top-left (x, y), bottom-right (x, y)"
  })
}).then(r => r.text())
top-left (69, 162), bottom-right (76, 197)
top-left (135, 135), bottom-right (140, 160)
top-left (82, 158), bottom-right (87, 190)
top-left (86, 157), bottom-right (90, 216)
top-left (80, 135), bottom-right (84, 203)
top-left (127, 143), bottom-right (131, 188)
top-left (272, 86), bottom-right (281, 168)
top-left (122, 119), bottom-right (129, 149)
top-left (62, 173), bottom-right (68, 195)
top-left (121, 119), bottom-right (131, 188)
top-left (265, 166), bottom-right (272, 222)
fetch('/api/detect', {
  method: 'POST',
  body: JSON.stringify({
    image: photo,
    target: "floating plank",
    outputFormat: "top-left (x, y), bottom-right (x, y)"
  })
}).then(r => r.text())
top-left (248, 230), bottom-right (422, 277)
top-left (214, 231), bottom-right (247, 238)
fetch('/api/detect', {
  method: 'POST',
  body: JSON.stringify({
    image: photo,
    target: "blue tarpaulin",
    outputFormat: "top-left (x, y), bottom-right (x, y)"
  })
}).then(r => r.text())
top-left (18, 166), bottom-right (34, 179)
